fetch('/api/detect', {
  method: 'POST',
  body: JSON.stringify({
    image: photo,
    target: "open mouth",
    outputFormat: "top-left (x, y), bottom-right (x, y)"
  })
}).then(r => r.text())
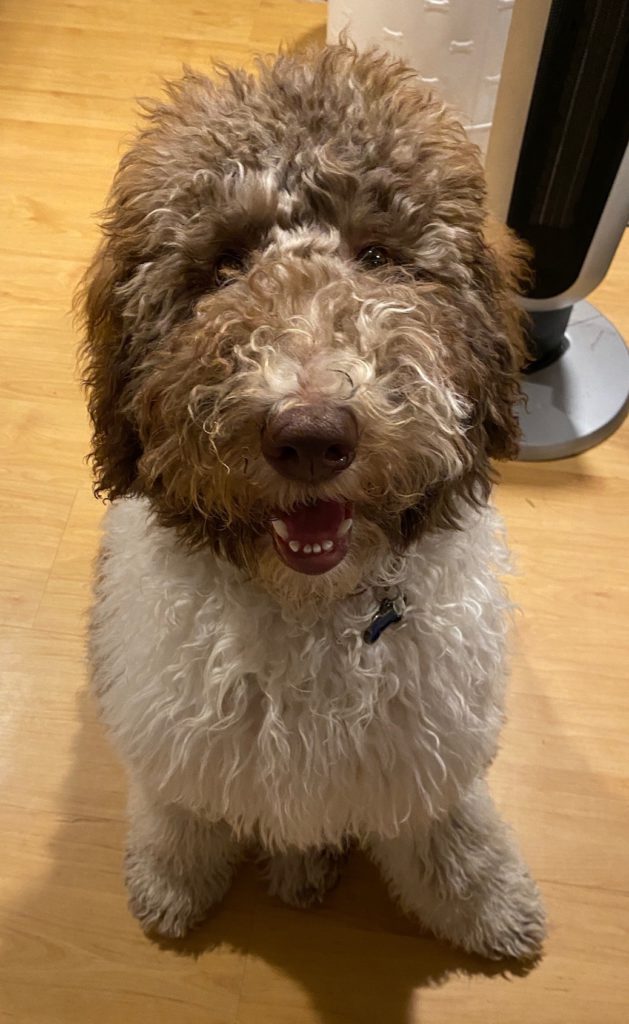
top-left (269, 500), bottom-right (353, 575)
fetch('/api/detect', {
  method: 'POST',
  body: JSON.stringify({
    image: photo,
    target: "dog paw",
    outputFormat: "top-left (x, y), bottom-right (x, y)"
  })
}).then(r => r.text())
top-left (266, 847), bottom-right (344, 909)
top-left (124, 850), bottom-right (224, 938)
top-left (443, 872), bottom-right (546, 962)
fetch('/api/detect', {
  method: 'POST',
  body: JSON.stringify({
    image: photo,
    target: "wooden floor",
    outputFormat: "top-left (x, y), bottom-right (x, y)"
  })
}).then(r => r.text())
top-left (1, 2), bottom-right (628, 1021)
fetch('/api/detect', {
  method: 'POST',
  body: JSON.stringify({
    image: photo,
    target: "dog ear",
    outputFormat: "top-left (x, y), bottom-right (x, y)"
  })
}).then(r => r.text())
top-left (78, 242), bottom-right (143, 499)
top-left (397, 222), bottom-right (529, 548)
top-left (473, 217), bottom-right (530, 461)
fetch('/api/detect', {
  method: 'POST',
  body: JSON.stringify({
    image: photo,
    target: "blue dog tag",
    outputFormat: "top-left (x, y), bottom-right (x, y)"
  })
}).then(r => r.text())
top-left (363, 596), bottom-right (406, 645)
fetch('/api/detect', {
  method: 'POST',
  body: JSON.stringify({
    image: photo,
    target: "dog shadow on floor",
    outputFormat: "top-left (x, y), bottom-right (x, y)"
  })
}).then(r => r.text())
top-left (3, 686), bottom-right (543, 1024)
top-left (157, 862), bottom-right (536, 1024)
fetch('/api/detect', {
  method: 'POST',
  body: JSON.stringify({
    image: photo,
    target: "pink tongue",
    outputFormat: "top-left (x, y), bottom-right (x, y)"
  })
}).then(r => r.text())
top-left (282, 500), bottom-right (348, 542)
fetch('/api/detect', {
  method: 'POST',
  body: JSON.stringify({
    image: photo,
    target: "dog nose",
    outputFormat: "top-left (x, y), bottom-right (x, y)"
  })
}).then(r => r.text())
top-left (261, 405), bottom-right (358, 483)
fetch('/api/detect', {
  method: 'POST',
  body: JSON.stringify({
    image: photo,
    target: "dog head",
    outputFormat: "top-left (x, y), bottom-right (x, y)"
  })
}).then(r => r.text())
top-left (80, 45), bottom-right (527, 606)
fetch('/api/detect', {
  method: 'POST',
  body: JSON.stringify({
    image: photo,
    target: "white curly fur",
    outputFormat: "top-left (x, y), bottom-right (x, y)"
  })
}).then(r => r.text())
top-left (93, 497), bottom-right (508, 845)
top-left (91, 498), bottom-right (545, 958)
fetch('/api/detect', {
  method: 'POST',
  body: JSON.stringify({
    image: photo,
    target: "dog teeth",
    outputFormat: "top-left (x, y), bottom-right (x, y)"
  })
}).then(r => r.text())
top-left (286, 539), bottom-right (336, 556)
top-left (271, 519), bottom-right (289, 540)
top-left (337, 518), bottom-right (353, 537)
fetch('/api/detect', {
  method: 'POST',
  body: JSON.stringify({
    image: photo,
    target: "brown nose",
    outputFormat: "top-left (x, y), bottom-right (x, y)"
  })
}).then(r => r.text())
top-left (261, 405), bottom-right (358, 483)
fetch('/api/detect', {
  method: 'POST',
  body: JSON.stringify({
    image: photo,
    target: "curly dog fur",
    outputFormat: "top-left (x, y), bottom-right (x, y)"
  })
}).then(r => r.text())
top-left (80, 44), bottom-right (545, 959)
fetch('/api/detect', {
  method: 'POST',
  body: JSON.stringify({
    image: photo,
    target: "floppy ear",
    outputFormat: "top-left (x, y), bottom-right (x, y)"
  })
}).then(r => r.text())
top-left (475, 216), bottom-right (531, 460)
top-left (78, 241), bottom-right (143, 499)
top-left (395, 221), bottom-right (530, 548)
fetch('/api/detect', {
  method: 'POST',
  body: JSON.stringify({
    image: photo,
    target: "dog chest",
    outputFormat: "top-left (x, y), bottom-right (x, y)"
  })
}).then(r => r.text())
top-left (93, 499), bottom-right (509, 846)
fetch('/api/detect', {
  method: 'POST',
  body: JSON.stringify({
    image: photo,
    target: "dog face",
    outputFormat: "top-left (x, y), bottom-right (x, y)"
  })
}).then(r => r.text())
top-left (81, 46), bottom-right (526, 603)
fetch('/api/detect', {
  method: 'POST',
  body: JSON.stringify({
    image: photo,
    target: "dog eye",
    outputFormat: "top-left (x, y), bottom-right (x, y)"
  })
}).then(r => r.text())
top-left (214, 250), bottom-right (245, 287)
top-left (357, 245), bottom-right (390, 269)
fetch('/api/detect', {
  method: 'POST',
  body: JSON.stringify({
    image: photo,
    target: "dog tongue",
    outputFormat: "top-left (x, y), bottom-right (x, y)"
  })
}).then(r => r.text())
top-left (282, 500), bottom-right (348, 542)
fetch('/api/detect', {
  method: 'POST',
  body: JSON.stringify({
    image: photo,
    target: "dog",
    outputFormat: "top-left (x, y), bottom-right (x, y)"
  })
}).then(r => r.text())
top-left (80, 44), bottom-right (546, 959)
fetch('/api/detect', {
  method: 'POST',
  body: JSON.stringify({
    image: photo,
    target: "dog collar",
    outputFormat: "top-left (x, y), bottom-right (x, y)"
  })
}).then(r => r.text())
top-left (363, 594), bottom-right (406, 645)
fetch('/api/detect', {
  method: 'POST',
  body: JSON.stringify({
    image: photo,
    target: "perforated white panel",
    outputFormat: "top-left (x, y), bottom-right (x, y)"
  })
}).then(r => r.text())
top-left (327, 0), bottom-right (515, 158)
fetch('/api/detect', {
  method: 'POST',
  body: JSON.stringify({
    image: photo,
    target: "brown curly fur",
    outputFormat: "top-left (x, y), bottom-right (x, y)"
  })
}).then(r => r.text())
top-left (78, 44), bottom-right (528, 570)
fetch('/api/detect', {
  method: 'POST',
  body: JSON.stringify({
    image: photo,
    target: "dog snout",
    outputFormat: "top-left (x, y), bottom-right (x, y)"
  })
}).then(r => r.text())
top-left (261, 405), bottom-right (358, 483)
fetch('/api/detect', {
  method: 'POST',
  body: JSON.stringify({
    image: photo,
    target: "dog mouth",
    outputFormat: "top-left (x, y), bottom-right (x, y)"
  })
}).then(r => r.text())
top-left (269, 500), bottom-right (353, 575)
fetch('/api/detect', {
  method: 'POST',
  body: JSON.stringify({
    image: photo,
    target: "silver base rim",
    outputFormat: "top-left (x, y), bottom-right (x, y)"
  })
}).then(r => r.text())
top-left (517, 301), bottom-right (629, 462)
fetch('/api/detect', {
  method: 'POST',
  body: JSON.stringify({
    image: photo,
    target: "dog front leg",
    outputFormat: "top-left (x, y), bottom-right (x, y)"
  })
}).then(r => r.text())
top-left (366, 779), bottom-right (545, 960)
top-left (124, 782), bottom-right (241, 938)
